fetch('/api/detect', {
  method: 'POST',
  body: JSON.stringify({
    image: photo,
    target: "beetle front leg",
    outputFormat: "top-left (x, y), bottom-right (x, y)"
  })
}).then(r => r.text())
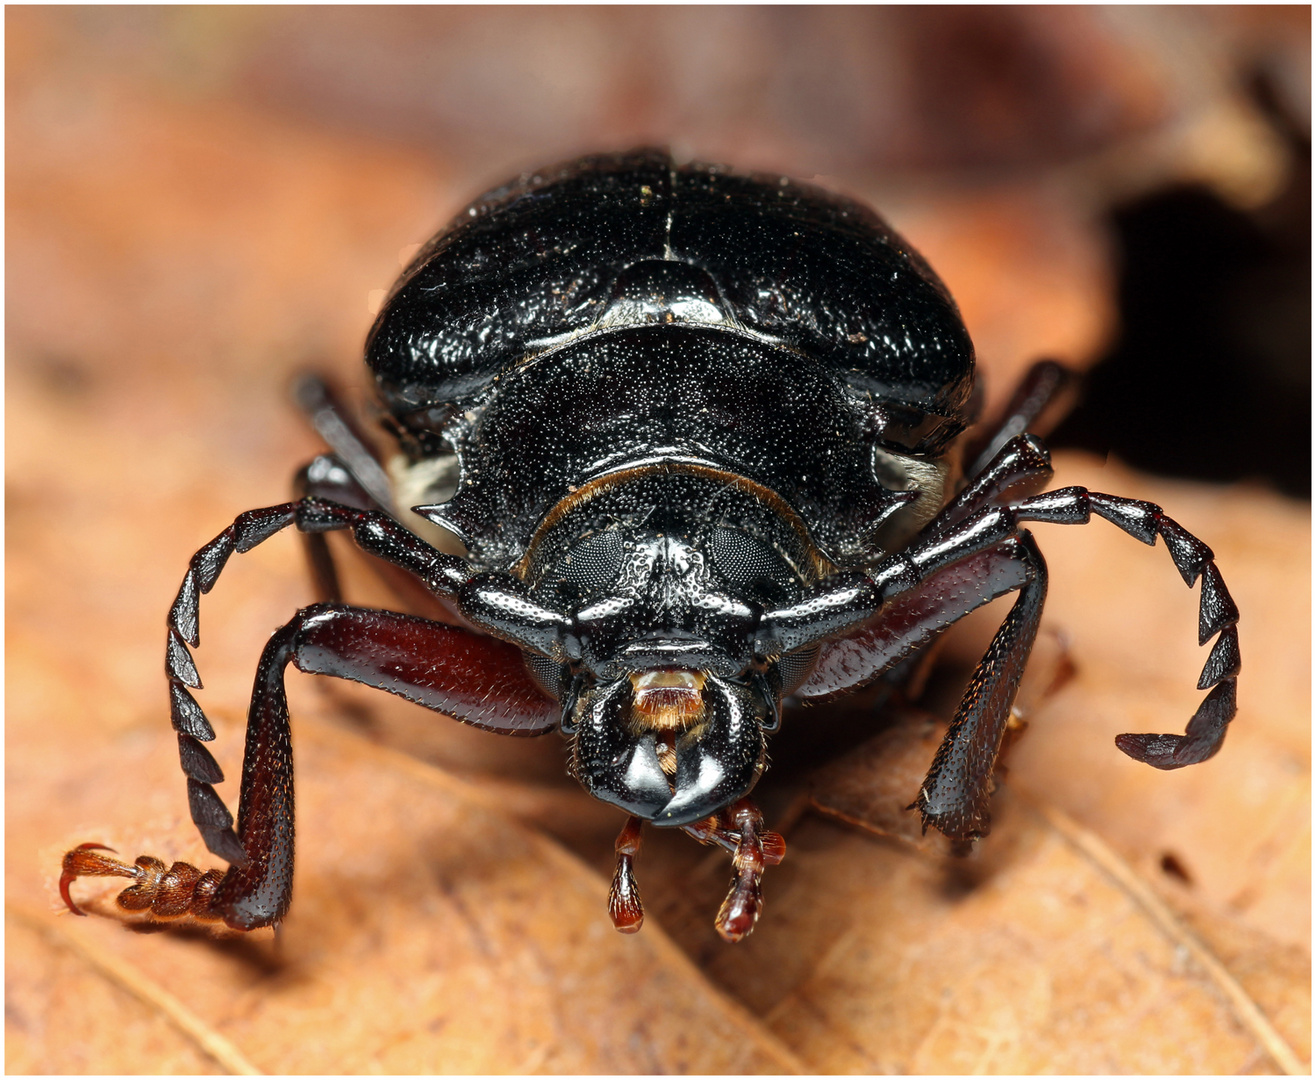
top-left (65, 609), bottom-right (302, 928)
top-left (913, 532), bottom-right (1045, 844)
top-left (219, 604), bottom-right (562, 930)
top-left (70, 611), bottom-right (306, 929)
top-left (130, 490), bottom-right (574, 929)
top-left (60, 844), bottom-right (229, 922)
top-left (66, 605), bottom-right (561, 929)
top-left (796, 533), bottom-right (1046, 845)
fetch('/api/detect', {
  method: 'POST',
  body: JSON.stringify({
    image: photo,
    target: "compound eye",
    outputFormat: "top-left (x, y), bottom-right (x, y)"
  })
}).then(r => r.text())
top-left (708, 527), bottom-right (794, 602)
top-left (556, 529), bottom-right (625, 593)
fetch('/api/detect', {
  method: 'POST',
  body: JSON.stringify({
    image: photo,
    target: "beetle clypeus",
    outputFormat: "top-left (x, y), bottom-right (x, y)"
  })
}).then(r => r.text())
top-left (62, 150), bottom-right (1239, 942)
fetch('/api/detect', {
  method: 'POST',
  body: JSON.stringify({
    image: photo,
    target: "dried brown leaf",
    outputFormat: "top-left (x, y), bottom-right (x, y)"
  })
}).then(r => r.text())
top-left (15, 714), bottom-right (804, 1074)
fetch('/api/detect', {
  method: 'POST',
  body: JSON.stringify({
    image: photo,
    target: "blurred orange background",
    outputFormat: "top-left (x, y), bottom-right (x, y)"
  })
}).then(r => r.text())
top-left (7, 7), bottom-right (1309, 1074)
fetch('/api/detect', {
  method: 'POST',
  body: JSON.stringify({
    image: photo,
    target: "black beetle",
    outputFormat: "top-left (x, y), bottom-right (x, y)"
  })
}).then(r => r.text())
top-left (62, 149), bottom-right (1239, 942)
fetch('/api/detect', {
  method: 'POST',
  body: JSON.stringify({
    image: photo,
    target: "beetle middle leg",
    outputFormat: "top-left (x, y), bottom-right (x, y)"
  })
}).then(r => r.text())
top-left (294, 453), bottom-right (466, 626)
top-left (291, 374), bottom-right (466, 625)
top-left (962, 358), bottom-right (1077, 478)
top-left (292, 372), bottom-right (400, 604)
top-left (295, 455), bottom-right (374, 603)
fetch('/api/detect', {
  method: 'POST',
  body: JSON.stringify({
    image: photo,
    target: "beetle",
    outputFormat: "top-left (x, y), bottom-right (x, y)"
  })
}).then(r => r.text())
top-left (61, 149), bottom-right (1240, 942)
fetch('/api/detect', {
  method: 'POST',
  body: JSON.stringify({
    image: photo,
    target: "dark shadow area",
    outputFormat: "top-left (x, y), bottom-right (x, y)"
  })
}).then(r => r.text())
top-left (1050, 76), bottom-right (1310, 498)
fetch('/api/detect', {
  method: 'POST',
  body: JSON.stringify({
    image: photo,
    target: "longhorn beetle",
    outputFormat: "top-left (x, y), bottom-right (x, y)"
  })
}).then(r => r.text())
top-left (62, 150), bottom-right (1240, 941)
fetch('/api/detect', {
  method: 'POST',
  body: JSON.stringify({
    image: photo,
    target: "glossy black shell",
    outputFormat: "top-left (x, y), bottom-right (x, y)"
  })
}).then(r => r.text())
top-left (367, 149), bottom-right (975, 570)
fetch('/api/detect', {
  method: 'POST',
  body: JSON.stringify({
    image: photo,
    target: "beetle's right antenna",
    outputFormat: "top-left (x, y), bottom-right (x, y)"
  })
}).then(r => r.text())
top-left (165, 497), bottom-right (473, 869)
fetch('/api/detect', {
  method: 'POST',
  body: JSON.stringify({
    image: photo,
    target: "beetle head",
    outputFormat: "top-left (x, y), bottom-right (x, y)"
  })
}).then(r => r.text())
top-left (547, 526), bottom-right (784, 825)
top-left (519, 471), bottom-right (820, 825)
